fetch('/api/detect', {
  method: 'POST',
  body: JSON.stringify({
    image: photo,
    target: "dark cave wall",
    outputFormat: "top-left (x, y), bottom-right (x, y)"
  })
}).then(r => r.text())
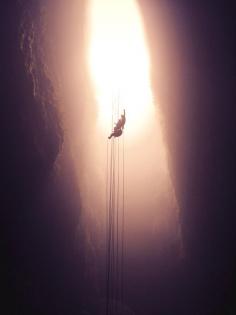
top-left (139, 0), bottom-right (236, 313)
top-left (0, 2), bottom-right (87, 314)
top-left (1, 1), bottom-right (235, 314)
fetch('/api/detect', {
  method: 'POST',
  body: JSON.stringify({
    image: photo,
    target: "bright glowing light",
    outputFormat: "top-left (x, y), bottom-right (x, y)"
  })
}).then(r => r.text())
top-left (88, 0), bottom-right (155, 137)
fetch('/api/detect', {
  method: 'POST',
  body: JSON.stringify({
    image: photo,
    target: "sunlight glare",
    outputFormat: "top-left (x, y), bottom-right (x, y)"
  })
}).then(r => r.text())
top-left (88, 0), bottom-right (155, 137)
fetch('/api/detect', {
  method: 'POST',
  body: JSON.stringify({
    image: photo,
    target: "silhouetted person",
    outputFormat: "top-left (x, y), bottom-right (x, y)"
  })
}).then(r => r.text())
top-left (108, 109), bottom-right (126, 139)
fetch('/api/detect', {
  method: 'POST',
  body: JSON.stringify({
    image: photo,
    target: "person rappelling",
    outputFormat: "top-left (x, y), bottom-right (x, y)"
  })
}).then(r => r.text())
top-left (108, 109), bottom-right (126, 139)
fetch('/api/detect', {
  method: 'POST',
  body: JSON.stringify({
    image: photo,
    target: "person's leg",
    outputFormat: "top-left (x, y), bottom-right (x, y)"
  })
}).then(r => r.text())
top-left (108, 132), bottom-right (114, 139)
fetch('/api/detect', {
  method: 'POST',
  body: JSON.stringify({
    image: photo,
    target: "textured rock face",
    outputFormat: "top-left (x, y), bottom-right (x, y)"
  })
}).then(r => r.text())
top-left (0, 2), bottom-right (82, 314)
top-left (1, 1), bottom-right (236, 315)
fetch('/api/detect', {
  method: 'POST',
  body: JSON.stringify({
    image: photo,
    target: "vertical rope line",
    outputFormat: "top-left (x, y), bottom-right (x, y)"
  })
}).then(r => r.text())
top-left (111, 139), bottom-right (115, 313)
top-left (115, 94), bottom-right (120, 308)
top-left (106, 95), bottom-right (116, 315)
top-left (116, 136), bottom-right (120, 305)
top-left (121, 128), bottom-right (125, 305)
top-left (107, 137), bottom-right (113, 315)
top-left (106, 94), bottom-right (125, 314)
top-left (105, 138), bottom-right (109, 315)
top-left (111, 96), bottom-right (117, 314)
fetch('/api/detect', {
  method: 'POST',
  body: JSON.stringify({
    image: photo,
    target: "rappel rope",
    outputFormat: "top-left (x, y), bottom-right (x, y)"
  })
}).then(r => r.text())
top-left (106, 95), bottom-right (125, 315)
